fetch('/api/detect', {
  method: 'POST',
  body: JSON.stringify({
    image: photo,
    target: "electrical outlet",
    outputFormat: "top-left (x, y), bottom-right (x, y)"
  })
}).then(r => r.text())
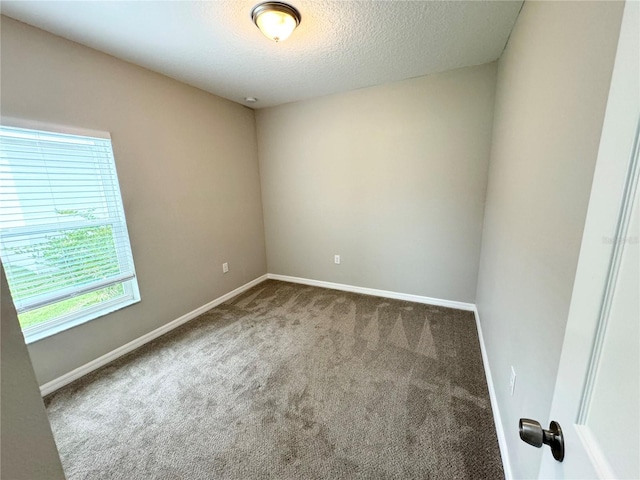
top-left (334, 255), bottom-right (341, 265)
top-left (222, 262), bottom-right (229, 273)
top-left (510, 366), bottom-right (516, 396)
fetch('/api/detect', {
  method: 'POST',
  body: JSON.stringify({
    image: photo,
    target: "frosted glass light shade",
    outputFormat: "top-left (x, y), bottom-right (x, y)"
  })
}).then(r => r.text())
top-left (251, 2), bottom-right (301, 43)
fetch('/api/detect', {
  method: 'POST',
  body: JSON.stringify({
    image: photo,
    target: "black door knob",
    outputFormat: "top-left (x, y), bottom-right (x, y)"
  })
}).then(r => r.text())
top-left (519, 418), bottom-right (565, 462)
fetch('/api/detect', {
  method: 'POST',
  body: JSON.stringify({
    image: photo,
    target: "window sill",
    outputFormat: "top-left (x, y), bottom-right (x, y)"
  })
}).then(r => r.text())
top-left (23, 296), bottom-right (140, 344)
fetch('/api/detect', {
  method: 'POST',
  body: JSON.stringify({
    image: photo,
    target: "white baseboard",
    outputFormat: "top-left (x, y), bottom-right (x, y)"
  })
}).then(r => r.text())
top-left (39, 274), bottom-right (269, 396)
top-left (267, 273), bottom-right (476, 311)
top-left (473, 306), bottom-right (512, 480)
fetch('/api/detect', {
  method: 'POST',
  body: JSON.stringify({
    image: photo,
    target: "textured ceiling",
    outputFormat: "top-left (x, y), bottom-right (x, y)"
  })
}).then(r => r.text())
top-left (1, 1), bottom-right (523, 108)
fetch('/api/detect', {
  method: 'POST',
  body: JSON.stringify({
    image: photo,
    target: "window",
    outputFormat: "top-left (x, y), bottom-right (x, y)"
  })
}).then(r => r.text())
top-left (0, 122), bottom-right (140, 342)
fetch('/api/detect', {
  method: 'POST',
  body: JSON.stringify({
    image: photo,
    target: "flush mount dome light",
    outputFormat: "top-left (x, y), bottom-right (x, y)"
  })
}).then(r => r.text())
top-left (251, 2), bottom-right (301, 43)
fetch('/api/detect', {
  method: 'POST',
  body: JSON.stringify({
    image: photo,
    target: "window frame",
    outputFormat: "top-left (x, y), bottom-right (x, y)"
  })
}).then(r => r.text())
top-left (0, 117), bottom-right (141, 343)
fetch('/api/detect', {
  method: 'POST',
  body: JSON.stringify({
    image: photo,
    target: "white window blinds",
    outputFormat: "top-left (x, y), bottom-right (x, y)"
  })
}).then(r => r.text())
top-left (0, 125), bottom-right (137, 315)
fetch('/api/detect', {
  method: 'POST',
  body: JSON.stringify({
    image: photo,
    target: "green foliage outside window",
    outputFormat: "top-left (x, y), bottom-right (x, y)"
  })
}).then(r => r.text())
top-left (5, 209), bottom-right (125, 329)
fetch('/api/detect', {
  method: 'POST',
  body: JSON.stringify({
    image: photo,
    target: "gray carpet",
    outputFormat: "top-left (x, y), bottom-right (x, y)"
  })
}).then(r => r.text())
top-left (45, 280), bottom-right (504, 479)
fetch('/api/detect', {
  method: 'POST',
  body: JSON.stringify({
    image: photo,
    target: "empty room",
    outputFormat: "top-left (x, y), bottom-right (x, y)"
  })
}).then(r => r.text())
top-left (1, 1), bottom-right (638, 479)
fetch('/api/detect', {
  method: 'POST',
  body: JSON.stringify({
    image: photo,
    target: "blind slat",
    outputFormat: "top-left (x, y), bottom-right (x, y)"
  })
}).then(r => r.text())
top-left (0, 208), bottom-right (114, 219)
top-left (1, 159), bottom-right (114, 168)
top-left (1, 150), bottom-right (112, 160)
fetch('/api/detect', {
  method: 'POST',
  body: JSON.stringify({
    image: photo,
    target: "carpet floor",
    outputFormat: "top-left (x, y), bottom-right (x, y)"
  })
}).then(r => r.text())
top-left (45, 280), bottom-right (504, 479)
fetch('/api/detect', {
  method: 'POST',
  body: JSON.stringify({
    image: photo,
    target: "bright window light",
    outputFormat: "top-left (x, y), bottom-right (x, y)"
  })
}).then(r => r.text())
top-left (0, 124), bottom-right (140, 342)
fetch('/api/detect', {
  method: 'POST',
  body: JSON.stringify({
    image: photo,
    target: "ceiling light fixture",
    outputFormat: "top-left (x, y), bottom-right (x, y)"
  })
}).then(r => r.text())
top-left (251, 2), bottom-right (301, 43)
top-left (244, 97), bottom-right (258, 103)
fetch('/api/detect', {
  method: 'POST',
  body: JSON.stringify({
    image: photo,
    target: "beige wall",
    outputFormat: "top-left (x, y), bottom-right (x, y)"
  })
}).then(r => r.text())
top-left (1, 263), bottom-right (65, 479)
top-left (475, 2), bottom-right (624, 478)
top-left (0, 16), bottom-right (267, 384)
top-left (256, 63), bottom-right (497, 303)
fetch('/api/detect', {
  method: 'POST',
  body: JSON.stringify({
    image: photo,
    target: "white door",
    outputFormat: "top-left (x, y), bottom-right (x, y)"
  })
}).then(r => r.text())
top-left (537, 2), bottom-right (639, 478)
